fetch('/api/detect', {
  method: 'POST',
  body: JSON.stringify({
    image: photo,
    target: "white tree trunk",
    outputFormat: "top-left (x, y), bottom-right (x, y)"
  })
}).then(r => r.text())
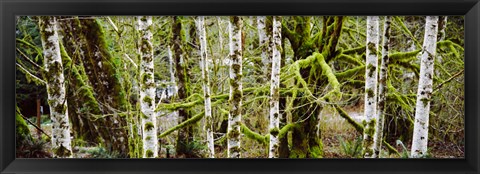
top-left (372, 16), bottom-right (391, 158)
top-left (411, 16), bottom-right (439, 158)
top-left (227, 16), bottom-right (243, 158)
top-left (138, 16), bottom-right (158, 158)
top-left (268, 16), bottom-right (282, 158)
top-left (167, 45), bottom-right (177, 97)
top-left (363, 16), bottom-right (379, 158)
top-left (38, 16), bottom-right (73, 158)
top-left (196, 16), bottom-right (215, 158)
top-left (257, 16), bottom-right (272, 81)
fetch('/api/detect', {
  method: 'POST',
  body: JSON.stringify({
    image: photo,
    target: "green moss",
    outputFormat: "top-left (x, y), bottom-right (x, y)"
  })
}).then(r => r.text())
top-left (146, 149), bottom-right (154, 157)
top-left (366, 88), bottom-right (374, 98)
top-left (367, 63), bottom-right (376, 77)
top-left (141, 113), bottom-right (149, 119)
top-left (146, 136), bottom-right (152, 141)
top-left (309, 145), bottom-right (323, 158)
top-left (15, 108), bottom-right (32, 142)
top-left (278, 123), bottom-right (296, 140)
top-left (227, 128), bottom-right (241, 139)
top-left (269, 127), bottom-right (280, 137)
top-left (364, 119), bottom-right (376, 136)
top-left (144, 122), bottom-right (154, 131)
top-left (367, 42), bottom-right (376, 53)
top-left (143, 96), bottom-right (153, 105)
top-left (240, 124), bottom-right (267, 144)
top-left (389, 49), bottom-right (421, 61)
top-left (420, 97), bottom-right (430, 108)
top-left (53, 145), bottom-right (72, 158)
top-left (334, 105), bottom-right (364, 133)
top-left (159, 111), bottom-right (204, 138)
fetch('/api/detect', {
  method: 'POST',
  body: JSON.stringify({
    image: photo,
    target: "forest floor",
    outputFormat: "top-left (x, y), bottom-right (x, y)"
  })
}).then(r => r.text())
top-left (321, 104), bottom-right (465, 158)
top-left (26, 107), bottom-right (463, 158)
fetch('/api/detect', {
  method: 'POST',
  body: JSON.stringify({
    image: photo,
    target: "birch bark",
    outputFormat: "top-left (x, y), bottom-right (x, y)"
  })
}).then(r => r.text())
top-left (196, 16), bottom-right (215, 158)
top-left (138, 16), bottom-right (158, 158)
top-left (411, 16), bottom-right (439, 158)
top-left (372, 16), bottom-right (391, 158)
top-left (268, 16), bottom-right (282, 158)
top-left (363, 16), bottom-right (379, 158)
top-left (227, 16), bottom-right (243, 158)
top-left (38, 16), bottom-right (73, 158)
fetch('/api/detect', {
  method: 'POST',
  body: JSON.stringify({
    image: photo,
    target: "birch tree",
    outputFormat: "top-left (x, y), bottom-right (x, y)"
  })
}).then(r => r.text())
top-left (257, 16), bottom-right (272, 82)
top-left (411, 16), bottom-right (439, 158)
top-left (363, 16), bottom-right (379, 158)
top-left (167, 45), bottom-right (177, 96)
top-left (268, 16), bottom-right (282, 158)
top-left (38, 16), bottom-right (73, 158)
top-left (372, 16), bottom-right (391, 158)
top-left (227, 16), bottom-right (243, 158)
top-left (138, 16), bottom-right (158, 158)
top-left (196, 16), bottom-right (215, 158)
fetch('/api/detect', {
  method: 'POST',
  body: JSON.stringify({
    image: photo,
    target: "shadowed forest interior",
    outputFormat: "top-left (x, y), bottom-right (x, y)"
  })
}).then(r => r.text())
top-left (15, 16), bottom-right (464, 158)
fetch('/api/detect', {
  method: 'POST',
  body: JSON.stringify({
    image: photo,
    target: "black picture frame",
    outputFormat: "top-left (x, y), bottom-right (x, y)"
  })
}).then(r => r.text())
top-left (1, 0), bottom-right (479, 173)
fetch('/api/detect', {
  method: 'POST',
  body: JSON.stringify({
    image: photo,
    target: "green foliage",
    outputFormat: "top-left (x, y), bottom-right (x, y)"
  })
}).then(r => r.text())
top-left (183, 139), bottom-right (209, 158)
top-left (339, 136), bottom-right (363, 158)
top-left (395, 139), bottom-right (410, 158)
top-left (16, 138), bottom-right (51, 158)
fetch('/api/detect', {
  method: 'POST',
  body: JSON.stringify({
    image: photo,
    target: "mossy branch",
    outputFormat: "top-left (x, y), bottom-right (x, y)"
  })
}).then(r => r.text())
top-left (342, 27), bottom-right (366, 38)
top-left (333, 105), bottom-right (364, 133)
top-left (393, 17), bottom-right (422, 48)
top-left (389, 49), bottom-right (421, 61)
top-left (342, 46), bottom-right (366, 55)
top-left (240, 123), bottom-right (297, 145)
top-left (335, 54), bottom-right (364, 66)
top-left (158, 111), bottom-right (205, 138)
top-left (16, 48), bottom-right (44, 71)
top-left (437, 40), bottom-right (462, 58)
top-left (16, 38), bottom-right (43, 56)
top-left (343, 79), bottom-right (365, 88)
top-left (316, 53), bottom-right (341, 100)
top-left (333, 105), bottom-right (401, 156)
top-left (240, 124), bottom-right (267, 144)
top-left (16, 63), bottom-right (46, 85)
top-left (335, 65), bottom-right (365, 81)
top-left (433, 69), bottom-right (464, 94)
top-left (383, 140), bottom-right (401, 156)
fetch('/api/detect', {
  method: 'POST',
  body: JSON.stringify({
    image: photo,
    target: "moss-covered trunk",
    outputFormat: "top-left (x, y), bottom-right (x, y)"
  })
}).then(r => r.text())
top-left (363, 16), bottom-right (380, 158)
top-left (58, 17), bottom-right (105, 146)
top-left (268, 16), bottom-right (282, 158)
top-left (172, 16), bottom-right (193, 156)
top-left (227, 16), bottom-right (243, 158)
top-left (196, 16), bottom-right (215, 158)
top-left (373, 16), bottom-right (391, 158)
top-left (138, 16), bottom-right (158, 158)
top-left (59, 17), bottom-right (130, 157)
top-left (38, 16), bottom-right (73, 158)
top-left (282, 16), bottom-right (344, 158)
